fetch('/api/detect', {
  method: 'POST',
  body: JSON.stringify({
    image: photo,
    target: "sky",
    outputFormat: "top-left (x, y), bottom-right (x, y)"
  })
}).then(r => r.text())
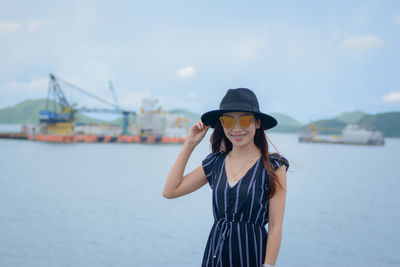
top-left (1, 0), bottom-right (400, 123)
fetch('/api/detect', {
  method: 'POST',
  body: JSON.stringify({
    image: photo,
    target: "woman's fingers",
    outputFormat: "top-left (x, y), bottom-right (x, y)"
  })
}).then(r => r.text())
top-left (202, 125), bottom-right (210, 134)
top-left (197, 121), bottom-right (204, 130)
top-left (194, 121), bottom-right (204, 131)
top-left (198, 122), bottom-right (209, 134)
top-left (185, 121), bottom-right (210, 146)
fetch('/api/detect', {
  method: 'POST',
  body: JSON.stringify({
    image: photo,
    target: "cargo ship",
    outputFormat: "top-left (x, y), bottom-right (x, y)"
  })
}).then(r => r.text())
top-left (298, 124), bottom-right (384, 146)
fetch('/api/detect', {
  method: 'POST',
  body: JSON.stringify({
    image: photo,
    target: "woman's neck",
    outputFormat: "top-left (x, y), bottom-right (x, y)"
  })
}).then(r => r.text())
top-left (229, 143), bottom-right (260, 159)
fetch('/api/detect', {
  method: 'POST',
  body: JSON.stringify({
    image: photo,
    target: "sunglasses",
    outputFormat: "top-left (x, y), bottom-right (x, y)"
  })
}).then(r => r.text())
top-left (219, 114), bottom-right (254, 129)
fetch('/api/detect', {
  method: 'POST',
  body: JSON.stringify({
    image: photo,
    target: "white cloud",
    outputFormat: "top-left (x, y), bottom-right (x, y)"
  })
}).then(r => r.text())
top-left (395, 15), bottom-right (400, 27)
top-left (188, 92), bottom-right (198, 98)
top-left (382, 92), bottom-right (400, 103)
top-left (27, 20), bottom-right (41, 32)
top-left (176, 66), bottom-right (197, 78)
top-left (2, 77), bottom-right (48, 96)
top-left (0, 76), bottom-right (49, 108)
top-left (0, 20), bottom-right (41, 34)
top-left (234, 40), bottom-right (267, 61)
top-left (338, 35), bottom-right (383, 52)
top-left (0, 22), bottom-right (22, 34)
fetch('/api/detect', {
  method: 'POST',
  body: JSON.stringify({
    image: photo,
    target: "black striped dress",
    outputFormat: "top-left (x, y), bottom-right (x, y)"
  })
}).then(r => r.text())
top-left (201, 151), bottom-right (289, 267)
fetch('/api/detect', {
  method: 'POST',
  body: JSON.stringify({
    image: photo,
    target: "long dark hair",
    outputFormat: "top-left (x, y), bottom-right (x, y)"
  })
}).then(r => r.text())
top-left (210, 116), bottom-right (286, 198)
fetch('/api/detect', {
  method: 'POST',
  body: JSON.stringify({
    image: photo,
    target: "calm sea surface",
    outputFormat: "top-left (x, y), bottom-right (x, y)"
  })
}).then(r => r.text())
top-left (0, 133), bottom-right (399, 267)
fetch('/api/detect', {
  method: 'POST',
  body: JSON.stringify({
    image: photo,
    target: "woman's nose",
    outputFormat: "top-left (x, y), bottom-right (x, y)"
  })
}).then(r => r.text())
top-left (232, 119), bottom-right (241, 130)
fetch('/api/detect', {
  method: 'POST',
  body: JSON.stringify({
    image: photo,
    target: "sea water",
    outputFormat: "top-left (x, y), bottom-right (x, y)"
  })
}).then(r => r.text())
top-left (0, 133), bottom-right (399, 267)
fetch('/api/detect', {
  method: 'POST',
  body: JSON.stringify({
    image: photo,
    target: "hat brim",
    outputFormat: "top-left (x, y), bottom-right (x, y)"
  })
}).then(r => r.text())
top-left (201, 109), bottom-right (277, 130)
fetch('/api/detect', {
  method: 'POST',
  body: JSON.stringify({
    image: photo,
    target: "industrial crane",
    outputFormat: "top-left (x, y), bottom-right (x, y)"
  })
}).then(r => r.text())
top-left (39, 73), bottom-right (135, 135)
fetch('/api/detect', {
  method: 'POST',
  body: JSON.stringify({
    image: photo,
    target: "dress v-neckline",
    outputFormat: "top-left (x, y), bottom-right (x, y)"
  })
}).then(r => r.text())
top-left (223, 154), bottom-right (261, 189)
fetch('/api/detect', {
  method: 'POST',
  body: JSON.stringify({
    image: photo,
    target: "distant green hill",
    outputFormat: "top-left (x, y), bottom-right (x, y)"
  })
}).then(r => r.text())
top-left (0, 98), bottom-right (109, 124)
top-left (358, 112), bottom-right (400, 137)
top-left (334, 110), bottom-right (368, 124)
top-left (270, 112), bottom-right (303, 127)
top-left (269, 113), bottom-right (303, 133)
top-left (0, 99), bottom-right (45, 124)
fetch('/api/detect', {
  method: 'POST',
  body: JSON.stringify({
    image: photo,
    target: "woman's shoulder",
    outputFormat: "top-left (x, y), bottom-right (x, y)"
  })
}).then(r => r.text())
top-left (269, 153), bottom-right (289, 172)
top-left (202, 151), bottom-right (226, 166)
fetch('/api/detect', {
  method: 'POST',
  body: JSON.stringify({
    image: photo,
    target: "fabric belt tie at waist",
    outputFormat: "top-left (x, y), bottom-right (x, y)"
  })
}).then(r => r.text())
top-left (212, 218), bottom-right (263, 264)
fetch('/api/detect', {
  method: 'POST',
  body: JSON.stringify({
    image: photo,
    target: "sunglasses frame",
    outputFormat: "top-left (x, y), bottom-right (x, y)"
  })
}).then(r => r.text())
top-left (219, 114), bottom-right (254, 129)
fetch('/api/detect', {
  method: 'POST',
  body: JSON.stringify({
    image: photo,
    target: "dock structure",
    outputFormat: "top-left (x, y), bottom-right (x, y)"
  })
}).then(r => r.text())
top-left (298, 136), bottom-right (384, 146)
top-left (28, 134), bottom-right (185, 144)
top-left (0, 132), bottom-right (28, 140)
top-left (0, 74), bottom-right (189, 145)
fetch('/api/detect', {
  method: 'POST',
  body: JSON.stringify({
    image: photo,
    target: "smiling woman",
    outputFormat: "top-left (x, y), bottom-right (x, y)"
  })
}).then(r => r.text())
top-left (162, 88), bottom-right (289, 267)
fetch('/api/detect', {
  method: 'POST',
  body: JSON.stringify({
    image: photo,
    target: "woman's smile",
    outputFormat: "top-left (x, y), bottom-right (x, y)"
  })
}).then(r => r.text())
top-left (230, 132), bottom-right (247, 141)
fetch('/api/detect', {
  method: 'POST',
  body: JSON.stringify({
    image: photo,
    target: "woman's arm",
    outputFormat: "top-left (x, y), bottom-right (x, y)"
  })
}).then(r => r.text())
top-left (264, 165), bottom-right (287, 266)
top-left (162, 121), bottom-right (210, 199)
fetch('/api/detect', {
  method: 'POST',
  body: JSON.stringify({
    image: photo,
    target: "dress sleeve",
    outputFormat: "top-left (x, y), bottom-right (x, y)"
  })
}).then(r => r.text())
top-left (202, 152), bottom-right (221, 189)
top-left (269, 153), bottom-right (289, 172)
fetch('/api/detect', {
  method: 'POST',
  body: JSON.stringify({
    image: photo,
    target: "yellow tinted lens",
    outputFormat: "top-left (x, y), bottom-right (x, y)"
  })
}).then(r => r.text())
top-left (220, 116), bottom-right (234, 128)
top-left (238, 115), bottom-right (252, 128)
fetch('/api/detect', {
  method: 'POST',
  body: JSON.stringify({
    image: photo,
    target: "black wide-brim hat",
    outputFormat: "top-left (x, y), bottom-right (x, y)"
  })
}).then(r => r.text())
top-left (201, 88), bottom-right (277, 130)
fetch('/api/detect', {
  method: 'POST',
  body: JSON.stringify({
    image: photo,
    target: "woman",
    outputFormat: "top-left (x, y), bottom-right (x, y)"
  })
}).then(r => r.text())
top-left (162, 88), bottom-right (289, 267)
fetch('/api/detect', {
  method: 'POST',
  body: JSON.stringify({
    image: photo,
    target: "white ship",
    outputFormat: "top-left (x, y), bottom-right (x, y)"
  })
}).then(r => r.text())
top-left (298, 123), bottom-right (384, 146)
top-left (337, 124), bottom-right (384, 145)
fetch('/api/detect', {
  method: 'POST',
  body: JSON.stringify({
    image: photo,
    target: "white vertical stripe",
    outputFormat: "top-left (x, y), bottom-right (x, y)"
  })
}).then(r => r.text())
top-left (234, 179), bottom-right (243, 214)
top-left (255, 169), bottom-right (266, 224)
top-left (247, 159), bottom-right (260, 194)
top-left (259, 226), bottom-right (263, 266)
top-left (252, 224), bottom-right (258, 265)
top-left (224, 177), bottom-right (228, 214)
top-left (237, 223), bottom-right (244, 267)
top-left (229, 221), bottom-right (233, 266)
top-left (247, 180), bottom-right (256, 223)
top-left (261, 170), bottom-right (269, 225)
top-left (212, 201), bottom-right (217, 221)
top-left (214, 161), bottom-right (225, 217)
top-left (203, 154), bottom-right (218, 167)
top-left (245, 226), bottom-right (249, 266)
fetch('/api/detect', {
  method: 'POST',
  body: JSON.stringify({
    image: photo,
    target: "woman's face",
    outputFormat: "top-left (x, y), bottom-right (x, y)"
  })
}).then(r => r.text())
top-left (221, 111), bottom-right (261, 148)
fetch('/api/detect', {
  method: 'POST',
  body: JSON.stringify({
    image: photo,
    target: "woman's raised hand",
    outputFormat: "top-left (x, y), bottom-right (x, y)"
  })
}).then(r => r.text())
top-left (185, 120), bottom-right (210, 147)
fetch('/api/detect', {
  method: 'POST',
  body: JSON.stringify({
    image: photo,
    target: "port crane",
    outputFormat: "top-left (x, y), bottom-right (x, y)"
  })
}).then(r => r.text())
top-left (40, 73), bottom-right (135, 135)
